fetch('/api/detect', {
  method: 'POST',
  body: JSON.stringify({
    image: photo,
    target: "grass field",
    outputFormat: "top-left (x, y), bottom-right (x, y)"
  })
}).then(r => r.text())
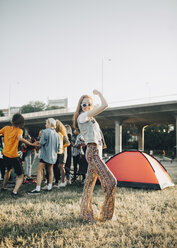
top-left (0, 162), bottom-right (177, 248)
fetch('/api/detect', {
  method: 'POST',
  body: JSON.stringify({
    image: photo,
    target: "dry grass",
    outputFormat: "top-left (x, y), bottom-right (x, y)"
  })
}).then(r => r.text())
top-left (0, 163), bottom-right (177, 248)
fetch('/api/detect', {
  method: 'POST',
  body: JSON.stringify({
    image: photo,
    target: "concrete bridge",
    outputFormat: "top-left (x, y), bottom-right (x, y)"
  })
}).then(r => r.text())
top-left (0, 100), bottom-right (177, 154)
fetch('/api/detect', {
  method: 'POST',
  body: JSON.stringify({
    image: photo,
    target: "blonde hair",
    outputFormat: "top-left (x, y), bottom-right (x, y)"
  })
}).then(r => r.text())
top-left (47, 118), bottom-right (56, 128)
top-left (55, 119), bottom-right (67, 137)
top-left (73, 95), bottom-right (93, 129)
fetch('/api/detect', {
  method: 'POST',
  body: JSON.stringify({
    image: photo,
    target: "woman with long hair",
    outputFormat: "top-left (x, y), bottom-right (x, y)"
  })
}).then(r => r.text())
top-left (55, 120), bottom-right (70, 187)
top-left (64, 124), bottom-right (72, 184)
top-left (73, 89), bottom-right (117, 223)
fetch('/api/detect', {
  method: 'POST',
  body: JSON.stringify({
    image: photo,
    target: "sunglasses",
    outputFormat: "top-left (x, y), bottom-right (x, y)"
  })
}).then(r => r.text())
top-left (81, 103), bottom-right (91, 107)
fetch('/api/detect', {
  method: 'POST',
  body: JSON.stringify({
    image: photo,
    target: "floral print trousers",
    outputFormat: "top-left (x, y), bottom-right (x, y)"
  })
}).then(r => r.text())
top-left (80, 143), bottom-right (117, 222)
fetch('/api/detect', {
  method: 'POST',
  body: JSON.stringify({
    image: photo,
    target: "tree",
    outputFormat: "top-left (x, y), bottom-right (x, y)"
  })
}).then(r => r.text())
top-left (45, 105), bottom-right (62, 110)
top-left (102, 128), bottom-right (115, 154)
top-left (0, 110), bottom-right (4, 117)
top-left (20, 101), bottom-right (46, 113)
top-left (144, 124), bottom-right (176, 152)
top-left (102, 124), bottom-right (176, 156)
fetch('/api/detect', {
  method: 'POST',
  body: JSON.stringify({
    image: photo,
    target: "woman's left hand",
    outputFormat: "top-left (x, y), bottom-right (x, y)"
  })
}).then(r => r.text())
top-left (93, 89), bottom-right (101, 96)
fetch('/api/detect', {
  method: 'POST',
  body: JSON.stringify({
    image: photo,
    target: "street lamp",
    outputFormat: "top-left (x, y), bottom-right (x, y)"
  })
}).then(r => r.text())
top-left (8, 82), bottom-right (21, 117)
top-left (146, 82), bottom-right (151, 103)
top-left (8, 83), bottom-right (11, 117)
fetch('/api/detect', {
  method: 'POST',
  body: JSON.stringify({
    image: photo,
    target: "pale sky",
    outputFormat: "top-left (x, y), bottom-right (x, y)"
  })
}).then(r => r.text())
top-left (0, 0), bottom-right (177, 111)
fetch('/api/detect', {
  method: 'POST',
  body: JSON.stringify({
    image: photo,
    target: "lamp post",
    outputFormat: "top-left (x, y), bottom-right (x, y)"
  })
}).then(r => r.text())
top-left (146, 82), bottom-right (151, 102)
top-left (101, 58), bottom-right (104, 94)
top-left (8, 82), bottom-right (20, 117)
top-left (8, 83), bottom-right (11, 117)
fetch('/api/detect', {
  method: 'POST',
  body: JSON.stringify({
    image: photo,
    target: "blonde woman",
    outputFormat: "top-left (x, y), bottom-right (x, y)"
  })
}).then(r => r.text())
top-left (55, 120), bottom-right (70, 187)
top-left (73, 89), bottom-right (117, 223)
top-left (29, 118), bottom-right (60, 194)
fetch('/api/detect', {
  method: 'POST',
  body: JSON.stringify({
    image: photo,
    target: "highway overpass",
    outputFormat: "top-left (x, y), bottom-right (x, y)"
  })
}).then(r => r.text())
top-left (0, 100), bottom-right (177, 154)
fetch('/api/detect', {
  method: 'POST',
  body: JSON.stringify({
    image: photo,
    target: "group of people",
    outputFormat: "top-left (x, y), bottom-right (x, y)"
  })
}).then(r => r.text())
top-left (0, 89), bottom-right (117, 223)
top-left (0, 118), bottom-right (87, 194)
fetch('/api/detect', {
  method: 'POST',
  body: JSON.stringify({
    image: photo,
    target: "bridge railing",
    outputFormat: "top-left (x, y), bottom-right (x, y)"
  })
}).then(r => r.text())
top-left (0, 108), bottom-right (71, 122)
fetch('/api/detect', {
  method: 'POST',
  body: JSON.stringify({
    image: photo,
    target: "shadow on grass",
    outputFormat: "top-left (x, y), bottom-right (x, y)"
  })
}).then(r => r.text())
top-left (0, 184), bottom-right (91, 245)
top-left (0, 181), bottom-right (84, 200)
top-left (0, 214), bottom-right (89, 246)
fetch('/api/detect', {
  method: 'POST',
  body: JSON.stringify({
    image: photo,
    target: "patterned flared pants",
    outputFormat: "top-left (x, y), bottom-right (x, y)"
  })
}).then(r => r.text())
top-left (80, 143), bottom-right (117, 222)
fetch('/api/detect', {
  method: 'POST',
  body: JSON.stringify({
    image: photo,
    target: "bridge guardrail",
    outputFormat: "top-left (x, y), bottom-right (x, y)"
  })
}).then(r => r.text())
top-left (0, 108), bottom-right (71, 122)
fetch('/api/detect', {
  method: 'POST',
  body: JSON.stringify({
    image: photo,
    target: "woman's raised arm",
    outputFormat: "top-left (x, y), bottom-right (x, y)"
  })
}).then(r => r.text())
top-left (87, 89), bottom-right (108, 118)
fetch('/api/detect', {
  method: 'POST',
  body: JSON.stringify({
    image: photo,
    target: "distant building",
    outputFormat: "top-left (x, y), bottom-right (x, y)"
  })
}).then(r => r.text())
top-left (47, 98), bottom-right (68, 109)
top-left (2, 107), bottom-right (20, 117)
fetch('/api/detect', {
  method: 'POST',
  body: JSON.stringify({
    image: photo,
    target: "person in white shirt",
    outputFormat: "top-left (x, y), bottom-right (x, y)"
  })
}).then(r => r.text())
top-left (73, 89), bottom-right (117, 223)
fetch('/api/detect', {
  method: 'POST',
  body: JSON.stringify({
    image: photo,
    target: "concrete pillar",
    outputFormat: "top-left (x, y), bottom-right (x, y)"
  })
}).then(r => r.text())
top-left (176, 116), bottom-right (177, 158)
top-left (115, 120), bottom-right (122, 154)
top-left (137, 125), bottom-right (146, 151)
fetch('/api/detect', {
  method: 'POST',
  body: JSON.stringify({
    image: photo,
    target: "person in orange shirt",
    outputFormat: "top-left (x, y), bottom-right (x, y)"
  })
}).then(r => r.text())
top-left (0, 113), bottom-right (37, 196)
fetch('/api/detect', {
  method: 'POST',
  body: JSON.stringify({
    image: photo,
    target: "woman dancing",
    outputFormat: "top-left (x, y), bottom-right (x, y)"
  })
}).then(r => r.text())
top-left (73, 89), bottom-right (117, 223)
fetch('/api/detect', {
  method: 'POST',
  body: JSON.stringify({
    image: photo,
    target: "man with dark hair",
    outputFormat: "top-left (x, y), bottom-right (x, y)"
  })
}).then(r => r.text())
top-left (0, 113), bottom-right (37, 196)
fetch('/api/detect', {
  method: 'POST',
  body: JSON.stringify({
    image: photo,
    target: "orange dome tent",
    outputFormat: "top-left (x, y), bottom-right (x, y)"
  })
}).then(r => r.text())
top-left (106, 151), bottom-right (174, 189)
